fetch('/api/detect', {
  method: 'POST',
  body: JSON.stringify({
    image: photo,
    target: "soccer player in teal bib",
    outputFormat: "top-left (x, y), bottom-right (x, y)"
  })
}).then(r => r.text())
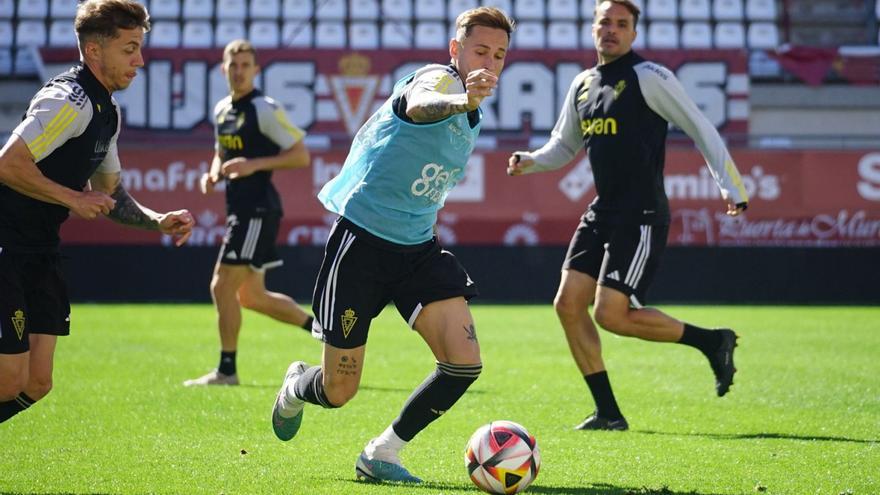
top-left (270, 6), bottom-right (515, 484)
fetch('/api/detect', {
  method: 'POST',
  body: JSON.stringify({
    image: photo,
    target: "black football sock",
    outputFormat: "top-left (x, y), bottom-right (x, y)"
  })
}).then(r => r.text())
top-left (293, 365), bottom-right (339, 408)
top-left (585, 371), bottom-right (624, 420)
top-left (392, 362), bottom-right (482, 441)
top-left (678, 323), bottom-right (722, 355)
top-left (0, 393), bottom-right (35, 424)
top-left (300, 316), bottom-right (314, 333)
top-left (218, 351), bottom-right (237, 376)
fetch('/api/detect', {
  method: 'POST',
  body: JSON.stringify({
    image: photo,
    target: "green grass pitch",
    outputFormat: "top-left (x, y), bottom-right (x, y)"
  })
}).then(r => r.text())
top-left (1, 304), bottom-right (878, 494)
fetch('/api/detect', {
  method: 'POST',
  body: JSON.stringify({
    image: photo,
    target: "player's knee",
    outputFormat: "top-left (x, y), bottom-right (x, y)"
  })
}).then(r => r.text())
top-left (27, 375), bottom-right (53, 400)
top-left (554, 293), bottom-right (585, 321)
top-left (323, 377), bottom-right (358, 407)
top-left (237, 289), bottom-right (261, 311)
top-left (593, 305), bottom-right (629, 335)
top-left (324, 387), bottom-right (355, 407)
top-left (210, 274), bottom-right (238, 298)
top-left (0, 371), bottom-right (26, 400)
top-left (209, 278), bottom-right (224, 299)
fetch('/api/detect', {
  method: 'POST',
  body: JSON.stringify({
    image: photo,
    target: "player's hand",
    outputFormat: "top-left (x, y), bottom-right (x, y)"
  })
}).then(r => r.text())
top-left (70, 190), bottom-right (116, 220)
top-left (199, 172), bottom-right (221, 194)
top-left (464, 69), bottom-right (498, 111)
top-left (158, 209), bottom-right (195, 246)
top-left (220, 157), bottom-right (254, 180)
top-left (507, 152), bottom-right (534, 176)
top-left (726, 200), bottom-right (748, 217)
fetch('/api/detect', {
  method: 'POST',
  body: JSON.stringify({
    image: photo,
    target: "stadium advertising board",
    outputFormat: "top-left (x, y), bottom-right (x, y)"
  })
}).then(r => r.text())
top-left (59, 149), bottom-right (880, 247)
top-left (39, 48), bottom-right (749, 136)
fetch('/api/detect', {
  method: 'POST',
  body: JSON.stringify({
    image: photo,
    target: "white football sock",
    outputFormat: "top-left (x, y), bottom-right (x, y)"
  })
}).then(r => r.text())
top-left (277, 378), bottom-right (304, 418)
top-left (365, 425), bottom-right (408, 463)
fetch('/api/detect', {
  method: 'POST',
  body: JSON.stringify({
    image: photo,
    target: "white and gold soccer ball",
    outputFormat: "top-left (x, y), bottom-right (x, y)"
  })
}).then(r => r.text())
top-left (464, 420), bottom-right (541, 494)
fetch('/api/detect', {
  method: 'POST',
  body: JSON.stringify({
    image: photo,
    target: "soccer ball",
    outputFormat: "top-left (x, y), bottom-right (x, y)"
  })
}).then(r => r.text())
top-left (464, 420), bottom-right (541, 494)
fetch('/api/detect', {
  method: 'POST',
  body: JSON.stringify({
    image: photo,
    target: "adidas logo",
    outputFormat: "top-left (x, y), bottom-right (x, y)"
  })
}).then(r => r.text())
top-left (607, 270), bottom-right (620, 281)
top-left (225, 250), bottom-right (238, 260)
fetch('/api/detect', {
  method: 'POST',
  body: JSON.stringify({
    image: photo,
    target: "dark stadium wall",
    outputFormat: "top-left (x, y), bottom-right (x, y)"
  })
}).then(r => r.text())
top-left (63, 246), bottom-right (880, 304)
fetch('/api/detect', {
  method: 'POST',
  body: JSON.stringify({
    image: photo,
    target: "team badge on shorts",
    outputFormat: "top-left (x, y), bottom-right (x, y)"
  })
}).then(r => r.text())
top-left (11, 309), bottom-right (26, 340)
top-left (341, 308), bottom-right (357, 339)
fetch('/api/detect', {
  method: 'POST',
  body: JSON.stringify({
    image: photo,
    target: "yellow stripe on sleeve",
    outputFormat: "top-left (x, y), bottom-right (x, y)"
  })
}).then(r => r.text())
top-left (28, 103), bottom-right (74, 150)
top-left (274, 109), bottom-right (304, 142)
top-left (433, 74), bottom-right (454, 94)
top-left (29, 104), bottom-right (78, 161)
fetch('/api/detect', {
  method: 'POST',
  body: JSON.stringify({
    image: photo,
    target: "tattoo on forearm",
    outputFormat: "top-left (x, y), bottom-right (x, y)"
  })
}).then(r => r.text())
top-left (465, 324), bottom-right (478, 342)
top-left (415, 99), bottom-right (470, 121)
top-left (336, 355), bottom-right (360, 376)
top-left (108, 186), bottom-right (158, 230)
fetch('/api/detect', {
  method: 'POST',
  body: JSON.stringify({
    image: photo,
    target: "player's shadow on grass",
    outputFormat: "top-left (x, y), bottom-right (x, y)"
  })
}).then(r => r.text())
top-left (529, 484), bottom-right (727, 495)
top-left (0, 492), bottom-right (121, 495)
top-left (223, 384), bottom-right (487, 394)
top-left (340, 480), bottom-right (483, 492)
top-left (358, 384), bottom-right (487, 395)
top-left (340, 480), bottom-right (723, 494)
top-left (636, 429), bottom-right (878, 444)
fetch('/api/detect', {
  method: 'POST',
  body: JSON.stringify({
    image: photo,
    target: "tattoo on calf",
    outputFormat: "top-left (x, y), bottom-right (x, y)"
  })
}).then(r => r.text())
top-left (464, 323), bottom-right (478, 342)
top-left (336, 355), bottom-right (360, 376)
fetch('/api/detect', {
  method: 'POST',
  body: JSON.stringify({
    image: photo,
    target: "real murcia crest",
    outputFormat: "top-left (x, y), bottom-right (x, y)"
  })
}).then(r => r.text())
top-left (330, 54), bottom-right (380, 136)
top-left (11, 309), bottom-right (25, 340)
top-left (577, 75), bottom-right (595, 103)
top-left (340, 308), bottom-right (357, 339)
top-left (577, 86), bottom-right (590, 103)
top-left (613, 80), bottom-right (627, 100)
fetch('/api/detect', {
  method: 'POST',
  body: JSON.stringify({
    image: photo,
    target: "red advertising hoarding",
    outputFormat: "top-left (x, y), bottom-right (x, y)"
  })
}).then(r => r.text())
top-left (39, 48), bottom-right (878, 247)
top-left (59, 148), bottom-right (880, 247)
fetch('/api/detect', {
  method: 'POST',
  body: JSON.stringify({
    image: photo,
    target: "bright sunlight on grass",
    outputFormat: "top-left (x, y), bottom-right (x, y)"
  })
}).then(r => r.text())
top-left (1, 305), bottom-right (877, 494)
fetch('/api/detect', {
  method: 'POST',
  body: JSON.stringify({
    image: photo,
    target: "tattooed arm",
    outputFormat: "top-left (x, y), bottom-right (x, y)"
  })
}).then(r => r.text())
top-left (91, 171), bottom-right (159, 228)
top-left (91, 171), bottom-right (195, 246)
top-left (406, 68), bottom-right (498, 123)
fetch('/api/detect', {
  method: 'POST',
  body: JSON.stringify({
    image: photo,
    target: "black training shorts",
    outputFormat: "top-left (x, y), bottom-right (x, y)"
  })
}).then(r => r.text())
top-left (0, 250), bottom-right (71, 354)
top-left (311, 217), bottom-right (478, 349)
top-left (218, 212), bottom-right (283, 271)
top-left (562, 216), bottom-right (668, 308)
